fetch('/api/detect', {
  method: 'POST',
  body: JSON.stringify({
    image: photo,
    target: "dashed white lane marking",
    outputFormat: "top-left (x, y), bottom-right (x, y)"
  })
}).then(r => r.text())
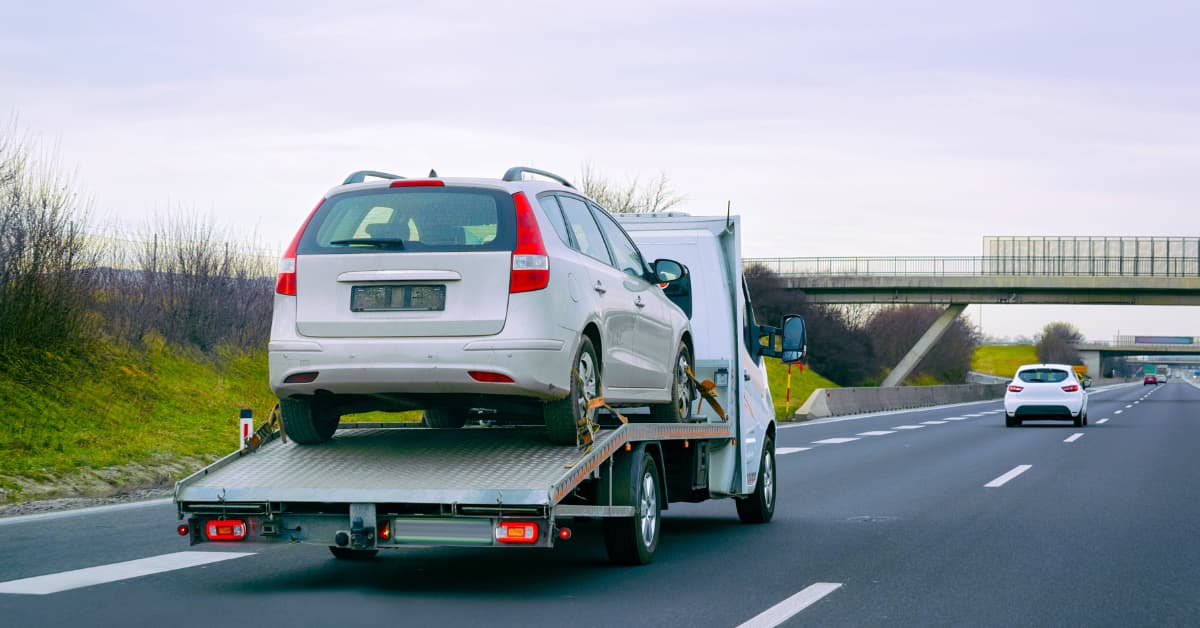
top-left (776, 447), bottom-right (811, 455)
top-left (813, 437), bottom-right (859, 445)
top-left (1125, 405), bottom-right (1133, 408)
top-left (1064, 433), bottom-right (1084, 443)
top-left (1097, 418), bottom-right (1110, 424)
top-left (1134, 401), bottom-right (1140, 405)
top-left (985, 465), bottom-right (1033, 488)
top-left (965, 413), bottom-right (985, 417)
top-left (1115, 410), bottom-right (1124, 415)
top-left (737, 582), bottom-right (844, 628)
top-left (943, 417), bottom-right (967, 421)
top-left (0, 551), bottom-right (254, 595)
top-left (857, 431), bottom-right (895, 436)
top-left (893, 425), bottom-right (925, 430)
top-left (921, 420), bottom-right (948, 425)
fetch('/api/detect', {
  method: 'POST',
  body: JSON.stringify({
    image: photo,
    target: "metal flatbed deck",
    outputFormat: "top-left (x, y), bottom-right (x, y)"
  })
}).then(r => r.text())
top-left (176, 421), bottom-right (733, 509)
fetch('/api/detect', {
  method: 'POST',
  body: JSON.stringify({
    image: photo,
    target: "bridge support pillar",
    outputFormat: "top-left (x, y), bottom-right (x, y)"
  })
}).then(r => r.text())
top-left (1079, 350), bottom-right (1101, 378)
top-left (881, 303), bottom-right (968, 387)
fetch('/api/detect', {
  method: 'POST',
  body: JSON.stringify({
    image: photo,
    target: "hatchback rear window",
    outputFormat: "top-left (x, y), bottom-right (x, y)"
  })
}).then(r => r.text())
top-left (1017, 368), bottom-right (1070, 383)
top-left (296, 186), bottom-right (516, 254)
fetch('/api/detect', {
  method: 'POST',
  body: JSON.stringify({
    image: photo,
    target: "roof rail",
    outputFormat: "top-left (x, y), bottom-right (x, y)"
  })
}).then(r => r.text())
top-left (502, 166), bottom-right (574, 189)
top-left (343, 170), bottom-right (405, 185)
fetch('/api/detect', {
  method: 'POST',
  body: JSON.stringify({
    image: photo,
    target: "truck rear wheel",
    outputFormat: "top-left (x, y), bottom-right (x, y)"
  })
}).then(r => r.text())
top-left (423, 406), bottom-right (470, 429)
top-left (736, 435), bottom-right (776, 524)
top-left (603, 447), bottom-right (661, 565)
top-left (543, 337), bottom-right (599, 445)
top-left (649, 343), bottom-right (694, 422)
top-left (280, 398), bottom-right (340, 444)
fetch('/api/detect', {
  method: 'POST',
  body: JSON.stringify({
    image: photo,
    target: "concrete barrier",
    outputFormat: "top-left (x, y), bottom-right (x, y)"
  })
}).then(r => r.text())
top-left (794, 383), bottom-right (1008, 421)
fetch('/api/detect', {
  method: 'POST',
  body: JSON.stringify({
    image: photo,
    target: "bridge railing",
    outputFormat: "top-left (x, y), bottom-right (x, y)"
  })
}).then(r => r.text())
top-left (745, 256), bottom-right (1200, 277)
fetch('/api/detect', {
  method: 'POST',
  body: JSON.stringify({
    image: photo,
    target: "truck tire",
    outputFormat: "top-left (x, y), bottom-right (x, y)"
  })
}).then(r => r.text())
top-left (543, 337), bottom-right (599, 445)
top-left (280, 398), bottom-right (340, 444)
top-left (423, 406), bottom-right (469, 429)
top-left (603, 447), bottom-right (661, 565)
top-left (736, 435), bottom-right (776, 524)
top-left (649, 342), bottom-right (695, 422)
top-left (329, 547), bottom-right (378, 560)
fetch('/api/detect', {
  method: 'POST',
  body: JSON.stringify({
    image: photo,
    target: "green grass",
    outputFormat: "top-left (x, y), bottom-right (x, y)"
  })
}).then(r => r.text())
top-left (972, 344), bottom-right (1038, 379)
top-left (763, 358), bottom-right (838, 419)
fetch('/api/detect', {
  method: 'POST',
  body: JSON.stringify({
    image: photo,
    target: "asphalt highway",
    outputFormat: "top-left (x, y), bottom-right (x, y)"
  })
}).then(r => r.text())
top-left (2, 380), bottom-right (1197, 627)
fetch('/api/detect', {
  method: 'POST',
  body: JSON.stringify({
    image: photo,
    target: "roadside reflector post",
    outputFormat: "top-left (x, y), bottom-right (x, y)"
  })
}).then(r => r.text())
top-left (239, 409), bottom-right (253, 450)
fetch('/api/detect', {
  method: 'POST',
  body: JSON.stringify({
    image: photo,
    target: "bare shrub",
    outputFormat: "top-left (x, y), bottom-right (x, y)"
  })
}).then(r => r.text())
top-left (1035, 321), bottom-right (1084, 365)
top-left (579, 163), bottom-right (685, 214)
top-left (864, 305), bottom-right (978, 384)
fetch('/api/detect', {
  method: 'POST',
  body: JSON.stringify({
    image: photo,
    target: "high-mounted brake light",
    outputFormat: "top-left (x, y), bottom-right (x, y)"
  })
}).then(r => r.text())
top-left (389, 180), bottom-right (445, 187)
top-left (276, 199), bottom-right (324, 296)
top-left (510, 192), bottom-right (549, 293)
top-left (204, 519), bottom-right (248, 541)
top-left (1061, 384), bottom-right (1079, 392)
top-left (469, 370), bottom-right (515, 383)
top-left (495, 521), bottom-right (539, 544)
top-left (1008, 385), bottom-right (1024, 393)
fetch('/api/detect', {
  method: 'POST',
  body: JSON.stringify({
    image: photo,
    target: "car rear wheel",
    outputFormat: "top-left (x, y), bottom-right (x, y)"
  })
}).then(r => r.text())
top-left (422, 406), bottom-right (470, 429)
top-left (1005, 415), bottom-right (1021, 428)
top-left (280, 398), bottom-right (341, 444)
top-left (543, 336), bottom-right (599, 445)
top-left (649, 343), bottom-right (695, 422)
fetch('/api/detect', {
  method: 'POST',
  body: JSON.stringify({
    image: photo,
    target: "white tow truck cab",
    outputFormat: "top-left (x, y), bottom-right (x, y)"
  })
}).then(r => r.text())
top-left (174, 213), bottom-right (805, 565)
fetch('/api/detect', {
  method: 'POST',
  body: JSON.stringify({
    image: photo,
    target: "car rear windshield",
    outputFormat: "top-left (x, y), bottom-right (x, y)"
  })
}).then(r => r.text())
top-left (296, 186), bottom-right (516, 254)
top-left (1017, 368), bottom-right (1070, 383)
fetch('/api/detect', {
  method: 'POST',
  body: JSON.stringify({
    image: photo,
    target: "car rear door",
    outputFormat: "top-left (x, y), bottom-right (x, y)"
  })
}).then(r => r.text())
top-left (293, 184), bottom-right (514, 338)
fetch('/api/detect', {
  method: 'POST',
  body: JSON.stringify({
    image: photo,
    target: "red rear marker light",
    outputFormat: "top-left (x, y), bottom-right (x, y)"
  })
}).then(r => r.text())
top-left (469, 370), bottom-right (515, 383)
top-left (177, 524), bottom-right (190, 537)
top-left (495, 521), bottom-right (539, 544)
top-left (389, 179), bottom-right (445, 187)
top-left (510, 192), bottom-right (550, 293)
top-left (1062, 384), bottom-right (1080, 392)
top-left (378, 520), bottom-right (391, 541)
top-left (558, 527), bottom-right (572, 541)
top-left (276, 199), bottom-right (324, 296)
top-left (204, 519), bottom-right (248, 541)
top-left (1008, 385), bottom-right (1024, 393)
top-left (284, 372), bottom-right (319, 384)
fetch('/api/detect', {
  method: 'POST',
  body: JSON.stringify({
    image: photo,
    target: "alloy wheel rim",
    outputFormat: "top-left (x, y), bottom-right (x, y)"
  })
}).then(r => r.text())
top-left (576, 351), bottom-right (597, 416)
top-left (675, 352), bottom-right (692, 416)
top-left (762, 450), bottom-right (775, 509)
top-left (640, 471), bottom-right (657, 547)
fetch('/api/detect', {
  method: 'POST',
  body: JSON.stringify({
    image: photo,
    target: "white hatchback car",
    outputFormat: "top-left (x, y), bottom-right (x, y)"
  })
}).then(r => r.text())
top-left (269, 167), bottom-right (694, 445)
top-left (1004, 364), bottom-right (1089, 427)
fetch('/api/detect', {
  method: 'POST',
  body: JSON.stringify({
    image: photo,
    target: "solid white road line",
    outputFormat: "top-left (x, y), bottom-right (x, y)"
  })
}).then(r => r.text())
top-left (857, 431), bottom-right (896, 436)
top-left (1064, 433), bottom-right (1084, 443)
top-left (985, 465), bottom-right (1033, 488)
top-left (0, 498), bottom-right (173, 527)
top-left (921, 420), bottom-right (948, 425)
top-left (1115, 410), bottom-right (1124, 415)
top-left (737, 582), bottom-right (844, 628)
top-left (893, 425), bottom-right (925, 430)
top-left (812, 437), bottom-right (859, 445)
top-left (1097, 418), bottom-right (1110, 424)
top-left (0, 551), bottom-right (253, 595)
top-left (776, 447), bottom-right (811, 455)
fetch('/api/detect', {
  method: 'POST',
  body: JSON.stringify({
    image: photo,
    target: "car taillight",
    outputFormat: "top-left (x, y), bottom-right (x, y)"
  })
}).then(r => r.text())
top-left (1008, 385), bottom-right (1024, 392)
top-left (276, 199), bottom-right (324, 296)
top-left (510, 192), bottom-right (549, 293)
top-left (1062, 384), bottom-right (1079, 392)
top-left (495, 521), bottom-right (539, 544)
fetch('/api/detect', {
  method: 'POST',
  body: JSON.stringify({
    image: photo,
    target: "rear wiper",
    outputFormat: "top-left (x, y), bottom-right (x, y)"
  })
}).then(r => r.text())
top-left (330, 238), bottom-right (406, 249)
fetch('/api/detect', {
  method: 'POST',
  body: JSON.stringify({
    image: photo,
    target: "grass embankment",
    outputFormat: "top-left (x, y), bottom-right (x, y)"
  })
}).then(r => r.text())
top-left (972, 344), bottom-right (1038, 379)
top-left (763, 358), bottom-right (838, 419)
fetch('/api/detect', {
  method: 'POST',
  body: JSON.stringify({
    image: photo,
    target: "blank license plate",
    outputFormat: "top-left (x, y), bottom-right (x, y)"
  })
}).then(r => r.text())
top-left (351, 285), bottom-right (445, 312)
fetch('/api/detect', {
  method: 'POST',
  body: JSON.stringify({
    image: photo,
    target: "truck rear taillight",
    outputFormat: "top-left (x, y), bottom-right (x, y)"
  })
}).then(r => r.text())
top-left (1008, 385), bottom-right (1024, 392)
top-left (510, 192), bottom-right (549, 293)
top-left (495, 521), bottom-right (539, 544)
top-left (205, 519), bottom-right (248, 541)
top-left (275, 199), bottom-right (324, 296)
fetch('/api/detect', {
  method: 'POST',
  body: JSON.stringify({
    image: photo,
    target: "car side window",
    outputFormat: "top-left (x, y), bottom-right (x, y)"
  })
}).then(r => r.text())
top-left (590, 205), bottom-right (647, 278)
top-left (536, 194), bottom-right (571, 245)
top-left (742, 280), bottom-right (761, 366)
top-left (558, 195), bottom-right (612, 264)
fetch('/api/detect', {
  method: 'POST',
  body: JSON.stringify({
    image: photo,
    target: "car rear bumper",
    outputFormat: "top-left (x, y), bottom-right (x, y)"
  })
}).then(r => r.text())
top-left (268, 337), bottom-right (571, 401)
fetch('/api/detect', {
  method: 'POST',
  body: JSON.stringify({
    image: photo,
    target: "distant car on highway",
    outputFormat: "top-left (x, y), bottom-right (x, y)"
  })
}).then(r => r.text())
top-left (1144, 375), bottom-right (1158, 385)
top-left (1004, 364), bottom-right (1089, 428)
top-left (1155, 374), bottom-right (1166, 384)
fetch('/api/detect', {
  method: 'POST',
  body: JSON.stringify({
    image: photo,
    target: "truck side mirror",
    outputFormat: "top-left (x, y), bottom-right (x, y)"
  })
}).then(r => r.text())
top-left (780, 314), bottom-right (807, 364)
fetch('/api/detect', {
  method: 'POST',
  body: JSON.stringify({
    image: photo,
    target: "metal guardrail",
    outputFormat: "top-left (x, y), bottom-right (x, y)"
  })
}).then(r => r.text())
top-left (744, 256), bottom-right (1200, 278)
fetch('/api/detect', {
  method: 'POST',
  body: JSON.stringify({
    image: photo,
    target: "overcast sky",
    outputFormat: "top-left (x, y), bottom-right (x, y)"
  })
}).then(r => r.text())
top-left (3, 0), bottom-right (1198, 341)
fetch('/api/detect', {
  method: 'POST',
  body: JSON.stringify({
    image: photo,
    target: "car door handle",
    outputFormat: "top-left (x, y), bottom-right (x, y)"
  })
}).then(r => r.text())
top-left (593, 281), bottom-right (606, 294)
top-left (744, 371), bottom-right (751, 382)
top-left (634, 296), bottom-right (644, 308)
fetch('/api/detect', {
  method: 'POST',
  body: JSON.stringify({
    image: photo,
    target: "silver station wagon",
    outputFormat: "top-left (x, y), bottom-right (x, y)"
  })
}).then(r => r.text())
top-left (270, 167), bottom-right (694, 445)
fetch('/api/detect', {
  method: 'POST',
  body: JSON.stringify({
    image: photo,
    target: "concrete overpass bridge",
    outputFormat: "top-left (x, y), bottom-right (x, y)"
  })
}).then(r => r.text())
top-left (1074, 338), bottom-right (1200, 377)
top-left (745, 236), bottom-right (1200, 386)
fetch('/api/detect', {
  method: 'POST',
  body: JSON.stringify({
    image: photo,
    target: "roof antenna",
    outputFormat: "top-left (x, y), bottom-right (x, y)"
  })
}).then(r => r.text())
top-left (429, 169), bottom-right (438, 178)
top-left (724, 200), bottom-right (733, 232)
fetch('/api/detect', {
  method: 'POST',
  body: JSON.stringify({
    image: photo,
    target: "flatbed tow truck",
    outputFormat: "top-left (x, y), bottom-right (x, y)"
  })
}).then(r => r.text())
top-left (174, 214), bottom-right (805, 564)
